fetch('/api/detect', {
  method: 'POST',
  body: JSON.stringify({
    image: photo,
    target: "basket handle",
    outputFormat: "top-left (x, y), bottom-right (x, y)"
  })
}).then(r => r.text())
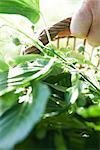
top-left (24, 17), bottom-right (86, 54)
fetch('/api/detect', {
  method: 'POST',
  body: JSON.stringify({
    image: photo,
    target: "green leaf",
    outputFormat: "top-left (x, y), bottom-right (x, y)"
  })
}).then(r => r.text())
top-left (0, 91), bottom-right (20, 116)
top-left (0, 82), bottom-right (50, 149)
top-left (10, 54), bottom-right (46, 66)
top-left (78, 46), bottom-right (85, 54)
top-left (45, 72), bottom-right (71, 88)
top-left (65, 86), bottom-right (79, 105)
top-left (0, 58), bottom-right (54, 96)
top-left (0, 0), bottom-right (40, 23)
top-left (42, 112), bottom-right (87, 130)
top-left (70, 51), bottom-right (85, 65)
top-left (46, 83), bottom-right (67, 93)
top-left (0, 59), bottom-right (9, 71)
top-left (76, 95), bottom-right (86, 107)
top-left (77, 105), bottom-right (100, 118)
top-left (54, 131), bottom-right (67, 150)
top-left (13, 37), bottom-right (21, 46)
top-left (86, 122), bottom-right (100, 131)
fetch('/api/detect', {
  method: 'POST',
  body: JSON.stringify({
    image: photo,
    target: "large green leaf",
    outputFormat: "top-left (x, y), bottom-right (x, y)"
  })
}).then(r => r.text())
top-left (0, 0), bottom-right (40, 23)
top-left (0, 82), bottom-right (50, 149)
top-left (0, 58), bottom-right (54, 96)
top-left (77, 105), bottom-right (100, 118)
top-left (0, 91), bottom-right (20, 116)
top-left (0, 59), bottom-right (9, 72)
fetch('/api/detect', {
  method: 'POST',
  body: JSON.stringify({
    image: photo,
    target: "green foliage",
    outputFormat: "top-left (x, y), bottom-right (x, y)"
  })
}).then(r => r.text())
top-left (0, 58), bottom-right (9, 71)
top-left (77, 105), bottom-right (100, 118)
top-left (0, 0), bottom-right (40, 23)
top-left (0, 43), bottom-right (99, 150)
top-left (65, 85), bottom-right (79, 105)
top-left (0, 82), bottom-right (50, 149)
top-left (0, 1), bottom-right (100, 149)
top-left (13, 38), bottom-right (21, 46)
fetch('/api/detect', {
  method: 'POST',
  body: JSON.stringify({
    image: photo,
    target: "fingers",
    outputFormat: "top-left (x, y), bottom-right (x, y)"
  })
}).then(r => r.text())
top-left (71, 0), bottom-right (100, 47)
top-left (87, 1), bottom-right (100, 47)
top-left (88, 18), bottom-right (100, 47)
top-left (70, 1), bottom-right (92, 39)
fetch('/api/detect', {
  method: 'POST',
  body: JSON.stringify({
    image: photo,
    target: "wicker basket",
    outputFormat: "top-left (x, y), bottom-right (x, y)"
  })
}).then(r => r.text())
top-left (24, 17), bottom-right (86, 54)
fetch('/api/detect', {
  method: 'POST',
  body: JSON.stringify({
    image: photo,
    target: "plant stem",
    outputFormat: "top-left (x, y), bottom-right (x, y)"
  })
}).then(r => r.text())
top-left (90, 47), bottom-right (94, 61)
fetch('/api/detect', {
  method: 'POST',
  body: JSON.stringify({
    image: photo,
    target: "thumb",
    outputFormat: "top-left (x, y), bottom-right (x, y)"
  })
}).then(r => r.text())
top-left (70, 1), bottom-right (92, 39)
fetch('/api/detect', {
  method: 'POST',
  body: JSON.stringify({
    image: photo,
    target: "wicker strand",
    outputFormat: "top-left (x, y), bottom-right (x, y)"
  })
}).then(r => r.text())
top-left (24, 17), bottom-right (72, 54)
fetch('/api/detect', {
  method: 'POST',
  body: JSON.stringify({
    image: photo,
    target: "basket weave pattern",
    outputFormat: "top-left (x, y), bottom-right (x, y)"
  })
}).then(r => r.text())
top-left (24, 17), bottom-right (86, 54)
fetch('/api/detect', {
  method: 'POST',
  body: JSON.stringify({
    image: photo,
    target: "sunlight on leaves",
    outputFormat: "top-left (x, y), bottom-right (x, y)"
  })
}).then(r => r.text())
top-left (0, 0), bottom-right (40, 23)
top-left (0, 82), bottom-right (50, 149)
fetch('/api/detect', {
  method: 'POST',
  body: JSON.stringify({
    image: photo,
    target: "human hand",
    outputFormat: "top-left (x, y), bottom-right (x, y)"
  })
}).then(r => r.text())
top-left (70, 0), bottom-right (100, 47)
